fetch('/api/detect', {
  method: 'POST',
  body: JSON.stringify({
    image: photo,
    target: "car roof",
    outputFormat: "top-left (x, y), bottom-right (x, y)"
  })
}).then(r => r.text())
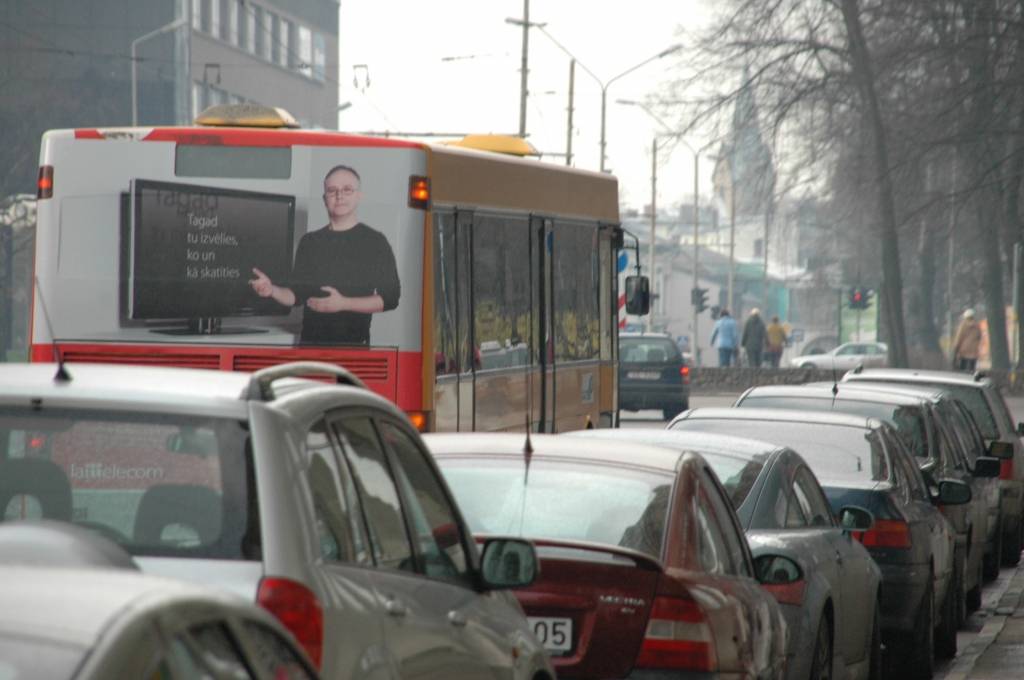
top-left (0, 362), bottom-right (393, 419)
top-left (423, 432), bottom-right (687, 473)
top-left (675, 407), bottom-right (882, 430)
top-left (0, 565), bottom-right (251, 647)
top-left (844, 367), bottom-right (990, 388)
top-left (566, 427), bottom-right (785, 462)
top-left (805, 381), bottom-right (949, 402)
top-left (742, 383), bottom-right (935, 406)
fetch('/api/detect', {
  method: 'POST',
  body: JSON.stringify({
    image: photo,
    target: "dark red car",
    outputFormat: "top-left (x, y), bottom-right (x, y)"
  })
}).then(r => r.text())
top-left (424, 433), bottom-right (789, 679)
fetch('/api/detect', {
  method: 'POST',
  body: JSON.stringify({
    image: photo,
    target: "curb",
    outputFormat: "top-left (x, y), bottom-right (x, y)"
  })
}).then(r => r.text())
top-left (941, 564), bottom-right (1024, 680)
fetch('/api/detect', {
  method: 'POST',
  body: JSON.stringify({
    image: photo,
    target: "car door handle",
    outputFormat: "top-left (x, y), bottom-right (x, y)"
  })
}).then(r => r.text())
top-left (384, 597), bottom-right (407, 617)
top-left (447, 610), bottom-right (468, 627)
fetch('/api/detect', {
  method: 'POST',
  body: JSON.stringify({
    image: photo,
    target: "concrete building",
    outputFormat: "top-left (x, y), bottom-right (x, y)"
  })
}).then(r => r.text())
top-left (0, 0), bottom-right (339, 200)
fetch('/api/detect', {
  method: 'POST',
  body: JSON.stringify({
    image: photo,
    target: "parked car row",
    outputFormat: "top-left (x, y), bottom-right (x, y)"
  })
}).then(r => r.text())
top-left (1, 360), bottom-right (1021, 680)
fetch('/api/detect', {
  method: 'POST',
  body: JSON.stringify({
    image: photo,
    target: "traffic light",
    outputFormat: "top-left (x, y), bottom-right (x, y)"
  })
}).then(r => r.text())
top-left (849, 287), bottom-right (866, 310)
top-left (691, 287), bottom-right (709, 313)
top-left (862, 288), bottom-right (874, 308)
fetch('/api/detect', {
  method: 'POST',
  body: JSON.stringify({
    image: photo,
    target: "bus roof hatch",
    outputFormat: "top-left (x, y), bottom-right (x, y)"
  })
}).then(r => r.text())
top-left (442, 134), bottom-right (539, 157)
top-left (194, 103), bottom-right (300, 129)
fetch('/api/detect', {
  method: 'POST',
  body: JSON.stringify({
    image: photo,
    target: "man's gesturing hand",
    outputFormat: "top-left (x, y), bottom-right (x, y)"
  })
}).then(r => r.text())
top-left (249, 267), bottom-right (273, 297)
top-left (307, 286), bottom-right (345, 313)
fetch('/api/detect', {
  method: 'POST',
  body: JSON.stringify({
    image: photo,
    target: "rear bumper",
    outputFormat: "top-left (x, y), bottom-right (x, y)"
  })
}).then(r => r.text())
top-left (999, 481), bottom-right (1022, 533)
top-left (619, 383), bottom-right (688, 411)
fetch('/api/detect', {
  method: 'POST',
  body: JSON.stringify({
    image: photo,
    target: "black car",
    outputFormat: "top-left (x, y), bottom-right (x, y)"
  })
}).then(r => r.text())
top-left (618, 332), bottom-right (690, 420)
top-left (669, 408), bottom-right (969, 679)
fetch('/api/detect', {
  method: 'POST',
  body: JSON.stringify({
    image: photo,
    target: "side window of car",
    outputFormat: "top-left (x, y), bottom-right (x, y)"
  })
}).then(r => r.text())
top-left (243, 621), bottom-right (318, 680)
top-left (695, 499), bottom-right (725, 574)
top-left (163, 623), bottom-right (254, 679)
top-left (700, 471), bottom-right (750, 577)
top-left (304, 420), bottom-right (371, 566)
top-left (332, 417), bottom-right (415, 573)
top-left (785, 487), bottom-right (809, 528)
top-left (377, 420), bottom-right (472, 587)
top-left (795, 468), bottom-right (834, 527)
top-left (887, 432), bottom-right (929, 502)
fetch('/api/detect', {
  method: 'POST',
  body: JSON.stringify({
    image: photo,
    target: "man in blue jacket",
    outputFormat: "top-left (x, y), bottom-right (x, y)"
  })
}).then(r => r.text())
top-left (710, 309), bottom-right (739, 367)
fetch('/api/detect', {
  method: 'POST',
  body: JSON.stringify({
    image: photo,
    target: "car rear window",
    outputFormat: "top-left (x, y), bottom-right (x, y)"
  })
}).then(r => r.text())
top-left (738, 396), bottom-right (928, 458)
top-left (0, 408), bottom-right (256, 559)
top-left (671, 419), bottom-right (889, 484)
top-left (620, 337), bottom-right (681, 364)
top-left (438, 458), bottom-right (675, 560)
top-left (698, 452), bottom-right (766, 508)
top-left (912, 384), bottom-right (999, 440)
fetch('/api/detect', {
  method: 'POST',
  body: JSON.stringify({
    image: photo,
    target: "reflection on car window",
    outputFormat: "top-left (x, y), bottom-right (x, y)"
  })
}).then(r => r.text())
top-left (795, 468), bottom-right (834, 527)
top-left (333, 418), bottom-right (414, 572)
top-left (243, 622), bottom-right (317, 680)
top-left (378, 421), bottom-right (471, 587)
top-left (440, 460), bottom-right (673, 560)
top-left (701, 452), bottom-right (765, 508)
top-left (187, 623), bottom-right (253, 679)
top-left (304, 420), bottom-right (371, 566)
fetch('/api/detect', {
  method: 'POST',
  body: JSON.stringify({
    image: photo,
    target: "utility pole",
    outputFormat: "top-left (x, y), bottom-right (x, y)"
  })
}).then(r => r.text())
top-left (648, 137), bottom-right (657, 331)
top-left (692, 153), bottom-right (700, 366)
top-left (518, 0), bottom-right (530, 137)
top-left (728, 173), bottom-right (736, 312)
top-left (566, 59), bottom-right (575, 166)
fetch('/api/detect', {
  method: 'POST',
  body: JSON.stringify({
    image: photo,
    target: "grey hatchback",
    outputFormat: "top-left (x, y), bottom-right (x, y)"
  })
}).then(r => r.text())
top-left (618, 332), bottom-right (690, 420)
top-left (0, 362), bottom-right (552, 680)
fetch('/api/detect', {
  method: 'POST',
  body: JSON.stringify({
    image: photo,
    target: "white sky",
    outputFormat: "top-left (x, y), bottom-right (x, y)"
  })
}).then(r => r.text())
top-left (338, 0), bottom-right (715, 213)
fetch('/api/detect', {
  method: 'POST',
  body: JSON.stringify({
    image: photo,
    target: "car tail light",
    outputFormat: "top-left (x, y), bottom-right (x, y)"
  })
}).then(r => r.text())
top-left (634, 595), bottom-right (715, 672)
top-left (257, 577), bottom-right (323, 668)
top-left (761, 579), bottom-right (806, 606)
top-left (37, 165), bottom-right (53, 199)
top-left (854, 519), bottom-right (911, 549)
top-left (680, 365), bottom-right (690, 384)
top-left (1000, 459), bottom-right (1014, 480)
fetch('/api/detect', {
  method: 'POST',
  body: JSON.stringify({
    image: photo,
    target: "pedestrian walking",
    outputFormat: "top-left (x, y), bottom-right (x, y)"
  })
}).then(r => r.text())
top-left (710, 309), bottom-right (739, 367)
top-left (765, 315), bottom-right (788, 368)
top-left (952, 308), bottom-right (982, 372)
top-left (741, 308), bottom-right (767, 367)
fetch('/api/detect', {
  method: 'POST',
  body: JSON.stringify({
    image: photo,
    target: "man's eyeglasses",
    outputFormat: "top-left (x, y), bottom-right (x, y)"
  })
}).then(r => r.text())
top-left (324, 187), bottom-right (357, 199)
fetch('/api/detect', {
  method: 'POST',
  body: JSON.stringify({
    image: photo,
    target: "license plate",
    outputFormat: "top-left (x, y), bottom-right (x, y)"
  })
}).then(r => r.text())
top-left (528, 616), bottom-right (573, 653)
top-left (627, 371), bottom-right (660, 380)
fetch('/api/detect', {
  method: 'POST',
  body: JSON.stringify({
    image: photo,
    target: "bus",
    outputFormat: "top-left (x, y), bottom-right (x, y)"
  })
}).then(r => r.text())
top-left (32, 103), bottom-right (635, 433)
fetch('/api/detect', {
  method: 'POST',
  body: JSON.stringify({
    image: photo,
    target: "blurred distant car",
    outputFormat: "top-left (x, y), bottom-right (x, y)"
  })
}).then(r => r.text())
top-left (426, 432), bottom-right (790, 680)
top-left (566, 428), bottom-right (882, 680)
top-left (844, 368), bottom-right (1024, 567)
top-left (0, 362), bottom-right (551, 680)
top-left (0, 522), bottom-right (318, 680)
top-left (670, 408), bottom-right (967, 679)
top-left (619, 331), bottom-right (691, 420)
top-left (790, 342), bottom-right (888, 370)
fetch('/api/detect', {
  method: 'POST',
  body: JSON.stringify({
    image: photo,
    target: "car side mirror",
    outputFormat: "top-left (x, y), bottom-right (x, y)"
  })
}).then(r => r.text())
top-left (624, 276), bottom-right (650, 315)
top-left (936, 479), bottom-right (972, 506)
top-left (479, 537), bottom-right (538, 589)
top-left (837, 505), bottom-right (874, 532)
top-left (753, 554), bottom-right (803, 586)
top-left (973, 456), bottom-right (1003, 478)
top-left (989, 440), bottom-right (1014, 459)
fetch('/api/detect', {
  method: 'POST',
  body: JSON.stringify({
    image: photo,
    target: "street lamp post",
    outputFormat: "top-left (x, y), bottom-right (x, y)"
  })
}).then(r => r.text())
top-left (132, 17), bottom-right (188, 126)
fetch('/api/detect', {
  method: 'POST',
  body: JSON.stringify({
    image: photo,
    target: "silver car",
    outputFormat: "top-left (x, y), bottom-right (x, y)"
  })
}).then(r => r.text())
top-left (0, 524), bottom-right (319, 679)
top-left (0, 361), bottom-right (552, 680)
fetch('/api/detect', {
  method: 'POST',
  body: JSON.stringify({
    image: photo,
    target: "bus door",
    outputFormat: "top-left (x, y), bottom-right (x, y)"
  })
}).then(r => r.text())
top-left (455, 210), bottom-right (475, 431)
top-left (531, 216), bottom-right (556, 432)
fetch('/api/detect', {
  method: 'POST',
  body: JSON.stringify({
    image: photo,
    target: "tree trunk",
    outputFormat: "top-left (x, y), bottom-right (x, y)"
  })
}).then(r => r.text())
top-left (840, 0), bottom-right (910, 367)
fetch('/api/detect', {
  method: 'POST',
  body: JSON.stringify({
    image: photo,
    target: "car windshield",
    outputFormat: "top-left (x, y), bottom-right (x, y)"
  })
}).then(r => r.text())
top-left (698, 452), bottom-right (766, 508)
top-left (739, 396), bottom-right (927, 458)
top-left (620, 337), bottom-right (681, 364)
top-left (438, 458), bottom-right (675, 559)
top-left (0, 407), bottom-right (255, 559)
top-left (671, 420), bottom-right (888, 484)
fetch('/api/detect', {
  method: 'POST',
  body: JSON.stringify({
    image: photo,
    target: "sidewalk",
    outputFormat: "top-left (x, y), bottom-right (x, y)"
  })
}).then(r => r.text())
top-left (945, 563), bottom-right (1024, 680)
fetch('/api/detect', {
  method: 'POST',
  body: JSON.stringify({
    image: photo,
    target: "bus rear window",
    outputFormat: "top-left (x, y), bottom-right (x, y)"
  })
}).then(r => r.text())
top-left (175, 145), bottom-right (291, 179)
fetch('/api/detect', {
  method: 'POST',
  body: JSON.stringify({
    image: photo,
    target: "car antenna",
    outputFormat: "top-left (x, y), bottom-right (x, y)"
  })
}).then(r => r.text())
top-left (34, 276), bottom-right (71, 383)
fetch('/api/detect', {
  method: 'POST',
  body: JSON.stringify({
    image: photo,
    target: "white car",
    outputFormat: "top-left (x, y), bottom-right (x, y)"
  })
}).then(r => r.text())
top-left (791, 341), bottom-right (888, 370)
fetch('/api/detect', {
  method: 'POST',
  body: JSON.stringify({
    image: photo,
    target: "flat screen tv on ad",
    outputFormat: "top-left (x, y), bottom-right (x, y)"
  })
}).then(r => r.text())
top-left (127, 180), bottom-right (295, 331)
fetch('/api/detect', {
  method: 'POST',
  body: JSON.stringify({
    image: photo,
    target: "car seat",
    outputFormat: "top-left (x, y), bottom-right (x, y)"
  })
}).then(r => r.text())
top-left (133, 484), bottom-right (223, 547)
top-left (0, 458), bottom-right (72, 521)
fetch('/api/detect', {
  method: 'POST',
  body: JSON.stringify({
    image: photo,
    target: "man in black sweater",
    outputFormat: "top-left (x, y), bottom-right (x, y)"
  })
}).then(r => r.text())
top-left (249, 165), bottom-right (400, 345)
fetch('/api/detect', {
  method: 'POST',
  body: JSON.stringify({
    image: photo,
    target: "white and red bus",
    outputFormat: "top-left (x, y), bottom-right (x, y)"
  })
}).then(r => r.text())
top-left (32, 104), bottom-right (630, 432)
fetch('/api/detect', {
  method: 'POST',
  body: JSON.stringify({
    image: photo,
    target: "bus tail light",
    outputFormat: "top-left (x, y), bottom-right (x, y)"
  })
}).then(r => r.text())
top-left (257, 577), bottom-right (323, 668)
top-left (408, 175), bottom-right (430, 209)
top-left (854, 519), bottom-right (912, 549)
top-left (405, 410), bottom-right (430, 432)
top-left (37, 166), bottom-right (54, 199)
top-left (635, 594), bottom-right (715, 672)
top-left (1000, 459), bottom-right (1014, 480)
